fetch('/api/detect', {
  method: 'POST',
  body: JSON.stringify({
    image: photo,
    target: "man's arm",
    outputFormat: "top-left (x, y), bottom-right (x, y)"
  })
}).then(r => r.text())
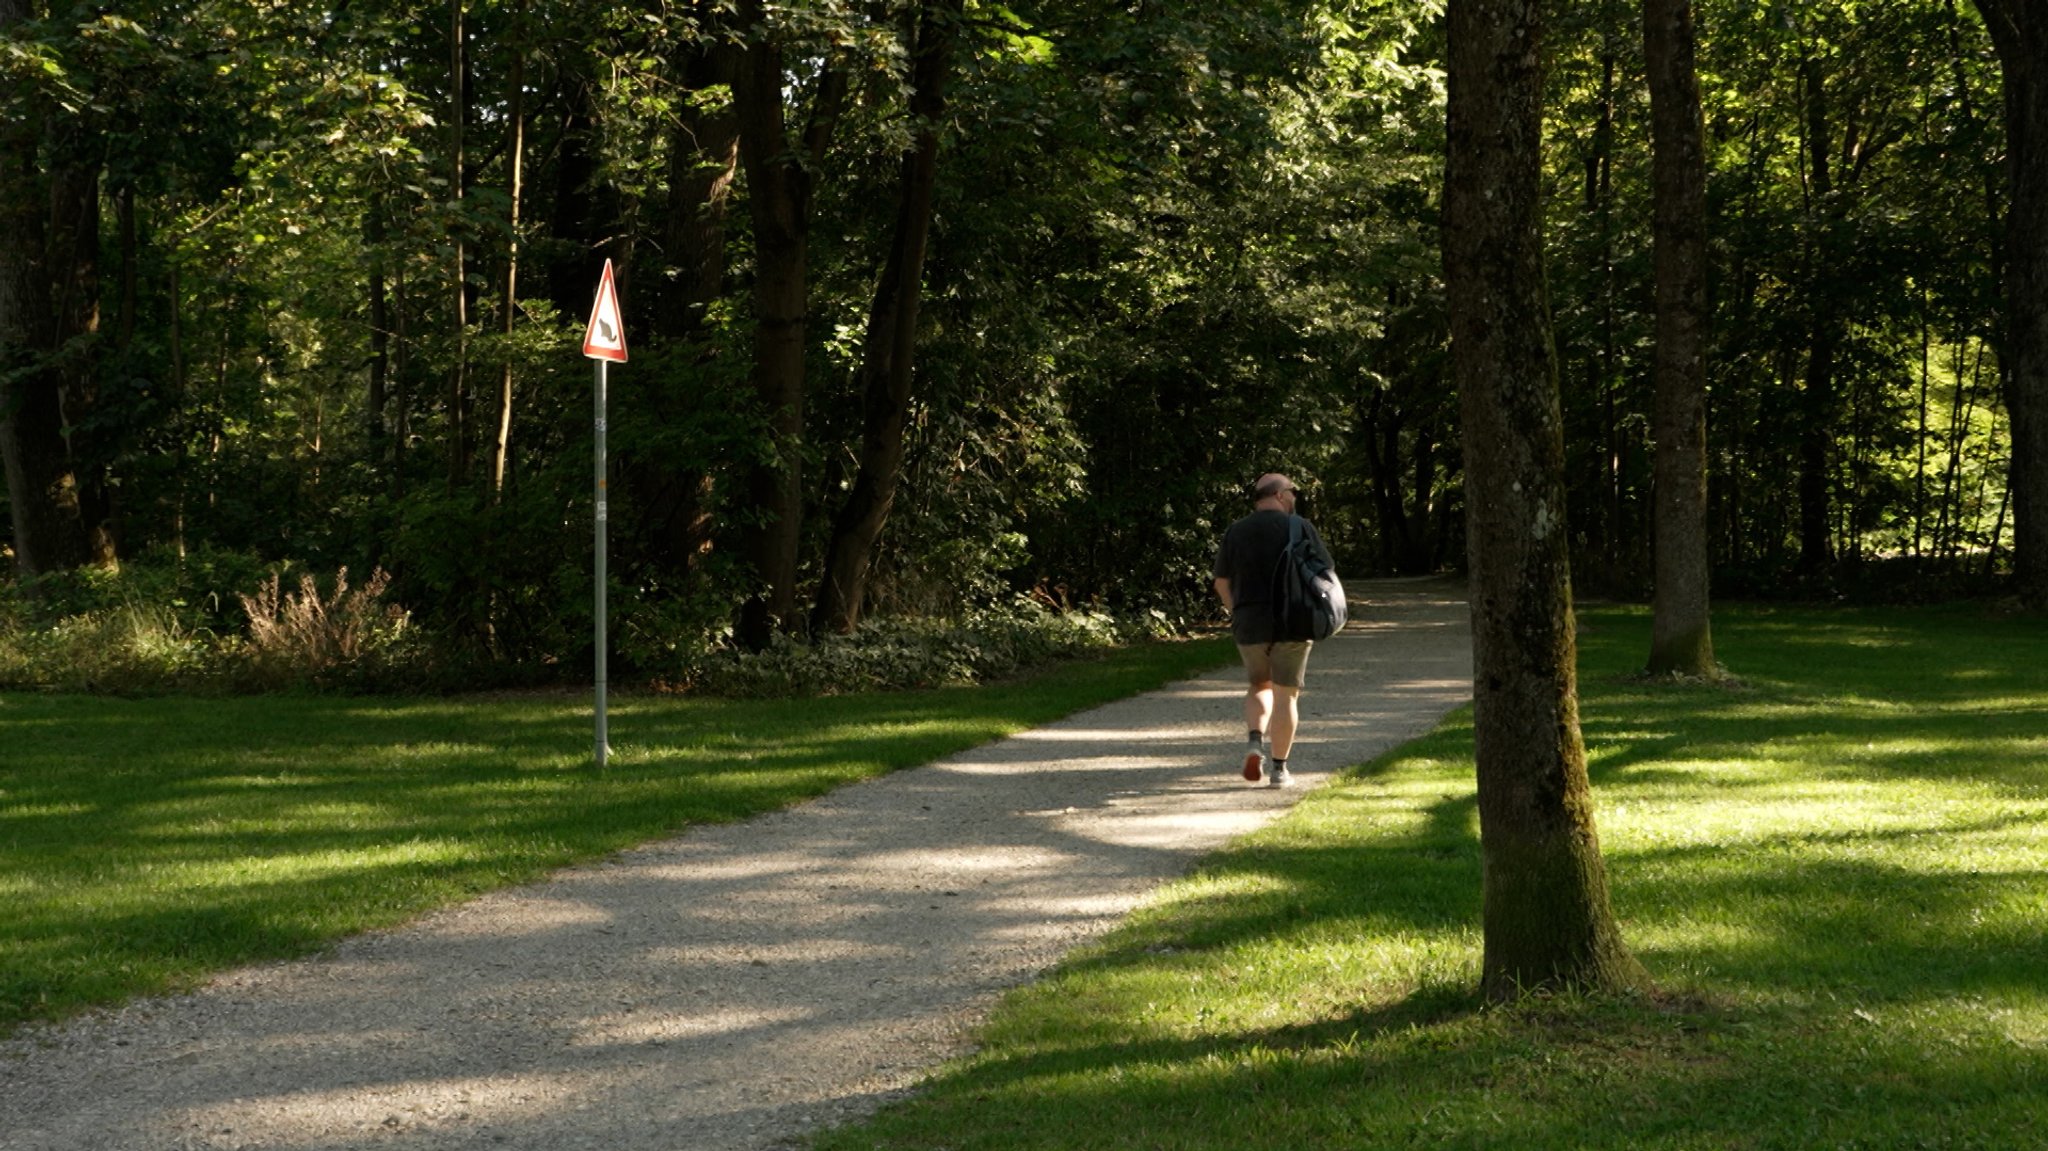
top-left (1214, 576), bottom-right (1234, 612)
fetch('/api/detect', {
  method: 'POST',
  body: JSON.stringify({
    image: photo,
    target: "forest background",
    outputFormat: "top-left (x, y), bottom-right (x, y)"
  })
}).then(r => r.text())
top-left (0, 0), bottom-right (2023, 691)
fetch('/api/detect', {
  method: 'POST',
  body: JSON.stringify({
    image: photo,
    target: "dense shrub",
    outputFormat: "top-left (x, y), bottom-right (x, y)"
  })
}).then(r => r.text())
top-left (10, 547), bottom-right (271, 634)
top-left (686, 599), bottom-right (1183, 698)
top-left (0, 556), bottom-right (428, 694)
top-left (0, 603), bottom-right (220, 694)
top-left (0, 559), bottom-right (1180, 697)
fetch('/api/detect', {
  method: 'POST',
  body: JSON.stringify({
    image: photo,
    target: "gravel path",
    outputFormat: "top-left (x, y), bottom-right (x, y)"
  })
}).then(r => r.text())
top-left (1, 578), bottom-right (1471, 1151)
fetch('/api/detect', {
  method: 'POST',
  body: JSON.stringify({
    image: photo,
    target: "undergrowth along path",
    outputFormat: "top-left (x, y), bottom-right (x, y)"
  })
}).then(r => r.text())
top-left (0, 579), bottom-right (1472, 1151)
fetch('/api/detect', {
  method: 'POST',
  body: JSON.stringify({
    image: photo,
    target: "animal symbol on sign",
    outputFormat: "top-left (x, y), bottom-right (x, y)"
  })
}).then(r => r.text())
top-left (599, 318), bottom-right (617, 342)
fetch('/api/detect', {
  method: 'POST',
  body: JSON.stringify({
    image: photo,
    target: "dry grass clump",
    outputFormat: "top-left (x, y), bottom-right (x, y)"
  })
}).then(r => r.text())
top-left (237, 567), bottom-right (417, 688)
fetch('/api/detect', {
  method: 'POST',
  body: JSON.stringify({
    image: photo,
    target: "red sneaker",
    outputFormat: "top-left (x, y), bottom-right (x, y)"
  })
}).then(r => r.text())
top-left (1242, 749), bottom-right (1264, 782)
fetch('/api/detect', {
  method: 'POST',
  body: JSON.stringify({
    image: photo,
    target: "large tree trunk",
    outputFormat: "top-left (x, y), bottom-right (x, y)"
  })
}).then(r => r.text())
top-left (1644, 0), bottom-right (1715, 675)
top-left (1973, 1), bottom-right (2048, 608)
top-left (659, 37), bottom-right (742, 339)
top-left (813, 0), bottom-right (963, 634)
top-left (1444, 0), bottom-right (1645, 998)
top-left (629, 34), bottom-right (741, 574)
top-left (732, 0), bottom-right (845, 648)
top-left (733, 20), bottom-right (807, 647)
top-left (0, 0), bottom-right (112, 579)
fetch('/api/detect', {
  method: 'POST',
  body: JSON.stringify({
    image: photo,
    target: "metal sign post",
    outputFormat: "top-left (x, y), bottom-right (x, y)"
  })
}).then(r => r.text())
top-left (594, 356), bottom-right (609, 768)
top-left (582, 260), bottom-right (627, 768)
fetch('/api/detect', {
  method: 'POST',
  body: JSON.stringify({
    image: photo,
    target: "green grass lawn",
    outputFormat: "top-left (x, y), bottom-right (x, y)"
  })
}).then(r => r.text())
top-left (813, 602), bottom-right (2048, 1151)
top-left (0, 636), bottom-right (1235, 1036)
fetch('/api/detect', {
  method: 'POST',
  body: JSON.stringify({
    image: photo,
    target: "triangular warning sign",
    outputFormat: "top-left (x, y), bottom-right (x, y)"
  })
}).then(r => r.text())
top-left (582, 259), bottom-right (628, 363)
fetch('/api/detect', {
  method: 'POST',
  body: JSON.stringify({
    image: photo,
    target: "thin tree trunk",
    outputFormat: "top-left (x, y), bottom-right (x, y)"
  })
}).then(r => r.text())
top-left (1940, 338), bottom-right (1983, 559)
top-left (1595, 19), bottom-right (1622, 581)
top-left (813, 0), bottom-right (963, 634)
top-left (1644, 0), bottom-right (1715, 676)
top-left (1444, 0), bottom-right (1645, 999)
top-left (168, 257), bottom-right (187, 557)
top-left (1361, 390), bottom-right (1407, 571)
top-left (1849, 376), bottom-right (1869, 561)
top-left (1721, 120), bottom-right (1766, 570)
top-left (169, 258), bottom-right (185, 399)
top-left (116, 183), bottom-right (136, 351)
top-left (1974, 401), bottom-right (2004, 555)
top-left (394, 258), bottom-right (411, 502)
top-left (491, 9), bottom-right (527, 498)
top-left (1984, 409), bottom-right (2011, 577)
top-left (61, 167), bottom-right (113, 565)
top-left (448, 0), bottom-right (471, 492)
top-left (209, 326), bottom-right (228, 514)
top-left (368, 196), bottom-right (390, 462)
top-left (1723, 371), bottom-right (1743, 563)
top-left (1405, 418), bottom-right (1439, 574)
top-left (1797, 57), bottom-right (1838, 575)
top-left (1914, 294), bottom-right (1931, 557)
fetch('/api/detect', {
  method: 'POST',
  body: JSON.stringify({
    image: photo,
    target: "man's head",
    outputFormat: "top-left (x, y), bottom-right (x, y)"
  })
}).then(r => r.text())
top-left (1253, 473), bottom-right (1298, 511)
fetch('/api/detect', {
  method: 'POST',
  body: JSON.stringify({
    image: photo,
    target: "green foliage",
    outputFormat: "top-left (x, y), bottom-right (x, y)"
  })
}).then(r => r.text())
top-left (0, 0), bottom-right (2022, 677)
top-left (383, 488), bottom-right (586, 672)
top-left (1541, 0), bottom-right (2008, 592)
top-left (866, 0), bottom-right (1446, 610)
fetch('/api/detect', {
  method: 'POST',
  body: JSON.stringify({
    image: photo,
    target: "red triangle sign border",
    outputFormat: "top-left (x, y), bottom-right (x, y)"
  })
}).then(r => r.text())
top-left (582, 259), bottom-right (628, 363)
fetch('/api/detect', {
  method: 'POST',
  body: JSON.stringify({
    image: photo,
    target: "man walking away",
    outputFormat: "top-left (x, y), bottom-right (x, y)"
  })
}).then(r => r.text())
top-left (1212, 473), bottom-right (1336, 788)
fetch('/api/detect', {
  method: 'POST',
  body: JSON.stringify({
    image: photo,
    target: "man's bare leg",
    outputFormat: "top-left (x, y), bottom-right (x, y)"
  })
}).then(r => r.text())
top-left (1243, 683), bottom-right (1273, 780)
top-left (1269, 686), bottom-right (1300, 762)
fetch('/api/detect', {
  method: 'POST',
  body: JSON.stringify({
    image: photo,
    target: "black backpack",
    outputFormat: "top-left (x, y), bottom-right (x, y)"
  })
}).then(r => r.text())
top-left (1272, 515), bottom-right (1348, 641)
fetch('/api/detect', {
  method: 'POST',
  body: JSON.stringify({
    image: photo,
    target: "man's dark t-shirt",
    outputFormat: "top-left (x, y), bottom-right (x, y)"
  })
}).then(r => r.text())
top-left (1213, 509), bottom-right (1333, 645)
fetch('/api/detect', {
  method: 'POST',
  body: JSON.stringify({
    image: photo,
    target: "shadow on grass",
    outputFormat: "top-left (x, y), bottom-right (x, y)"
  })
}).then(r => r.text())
top-left (834, 784), bottom-right (2048, 1151)
top-left (817, 603), bottom-right (2048, 1150)
top-left (0, 638), bottom-right (1237, 1032)
top-left (834, 800), bottom-right (2048, 1150)
top-left (847, 995), bottom-right (2046, 1151)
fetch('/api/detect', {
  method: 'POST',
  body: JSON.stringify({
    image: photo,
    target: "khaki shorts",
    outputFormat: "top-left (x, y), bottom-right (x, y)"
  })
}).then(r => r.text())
top-left (1238, 641), bottom-right (1312, 690)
